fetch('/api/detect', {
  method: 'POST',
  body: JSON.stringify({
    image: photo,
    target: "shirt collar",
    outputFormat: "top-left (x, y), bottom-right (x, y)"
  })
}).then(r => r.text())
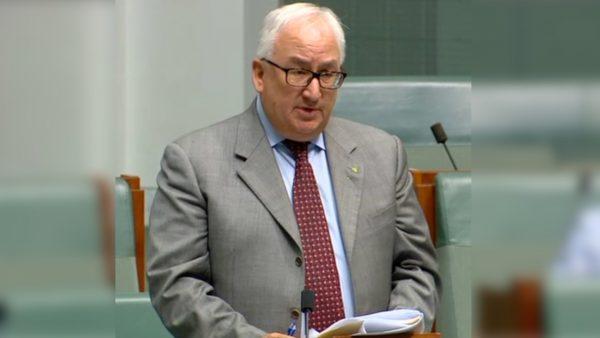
top-left (256, 95), bottom-right (326, 151)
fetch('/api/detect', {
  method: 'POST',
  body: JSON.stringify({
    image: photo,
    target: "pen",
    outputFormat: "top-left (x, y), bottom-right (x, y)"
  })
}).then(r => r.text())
top-left (286, 319), bottom-right (297, 336)
top-left (287, 308), bottom-right (300, 336)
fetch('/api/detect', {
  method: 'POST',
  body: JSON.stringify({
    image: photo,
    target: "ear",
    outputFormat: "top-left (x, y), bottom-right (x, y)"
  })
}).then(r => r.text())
top-left (252, 59), bottom-right (265, 93)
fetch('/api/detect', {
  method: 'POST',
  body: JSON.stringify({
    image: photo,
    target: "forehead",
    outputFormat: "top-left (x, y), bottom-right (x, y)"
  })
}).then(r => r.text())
top-left (273, 16), bottom-right (340, 66)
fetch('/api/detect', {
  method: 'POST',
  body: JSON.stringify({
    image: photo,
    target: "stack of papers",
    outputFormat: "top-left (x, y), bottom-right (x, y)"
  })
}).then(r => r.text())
top-left (308, 309), bottom-right (424, 338)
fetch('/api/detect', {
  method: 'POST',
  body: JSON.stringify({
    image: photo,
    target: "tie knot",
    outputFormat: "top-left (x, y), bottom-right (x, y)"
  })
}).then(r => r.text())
top-left (284, 140), bottom-right (309, 160)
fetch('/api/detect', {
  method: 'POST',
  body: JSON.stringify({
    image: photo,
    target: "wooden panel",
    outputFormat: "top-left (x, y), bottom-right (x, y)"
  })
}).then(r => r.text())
top-left (411, 170), bottom-right (439, 186)
top-left (131, 189), bottom-right (145, 292)
top-left (477, 279), bottom-right (542, 337)
top-left (514, 279), bottom-right (542, 336)
top-left (410, 169), bottom-right (439, 246)
top-left (121, 174), bottom-right (146, 292)
top-left (121, 175), bottom-right (140, 190)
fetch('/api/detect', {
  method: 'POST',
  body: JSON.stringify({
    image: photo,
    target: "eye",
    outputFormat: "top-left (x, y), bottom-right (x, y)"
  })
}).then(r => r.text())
top-left (288, 69), bottom-right (309, 77)
top-left (320, 72), bottom-right (339, 83)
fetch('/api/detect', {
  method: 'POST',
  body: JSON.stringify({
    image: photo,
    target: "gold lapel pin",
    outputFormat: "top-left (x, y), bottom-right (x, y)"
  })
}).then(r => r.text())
top-left (351, 166), bottom-right (360, 173)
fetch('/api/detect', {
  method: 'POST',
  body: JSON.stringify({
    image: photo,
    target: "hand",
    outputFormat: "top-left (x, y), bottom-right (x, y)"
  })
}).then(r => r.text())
top-left (263, 333), bottom-right (295, 338)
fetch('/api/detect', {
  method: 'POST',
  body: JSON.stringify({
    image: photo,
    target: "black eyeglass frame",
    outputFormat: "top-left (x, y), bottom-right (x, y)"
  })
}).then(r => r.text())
top-left (261, 58), bottom-right (347, 89)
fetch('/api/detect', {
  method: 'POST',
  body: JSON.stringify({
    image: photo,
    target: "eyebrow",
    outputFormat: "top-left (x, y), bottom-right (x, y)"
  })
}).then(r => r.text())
top-left (287, 56), bottom-right (339, 71)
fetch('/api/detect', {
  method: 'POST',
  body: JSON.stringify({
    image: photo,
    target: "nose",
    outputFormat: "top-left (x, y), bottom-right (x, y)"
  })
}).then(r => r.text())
top-left (302, 76), bottom-right (321, 103)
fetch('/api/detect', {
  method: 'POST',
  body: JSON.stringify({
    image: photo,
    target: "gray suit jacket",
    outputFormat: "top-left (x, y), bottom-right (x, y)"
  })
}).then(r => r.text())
top-left (147, 101), bottom-right (440, 338)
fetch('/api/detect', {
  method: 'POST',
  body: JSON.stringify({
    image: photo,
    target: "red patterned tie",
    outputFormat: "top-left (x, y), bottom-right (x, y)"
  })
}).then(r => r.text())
top-left (285, 140), bottom-right (345, 331)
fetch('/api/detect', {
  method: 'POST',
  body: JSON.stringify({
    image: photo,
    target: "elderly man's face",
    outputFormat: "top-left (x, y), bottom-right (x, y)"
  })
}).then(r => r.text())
top-left (253, 17), bottom-right (341, 142)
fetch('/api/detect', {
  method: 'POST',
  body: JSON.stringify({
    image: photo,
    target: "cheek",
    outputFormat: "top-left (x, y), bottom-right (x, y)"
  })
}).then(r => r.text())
top-left (323, 93), bottom-right (337, 111)
top-left (276, 89), bottom-right (300, 108)
top-left (272, 93), bottom-right (293, 111)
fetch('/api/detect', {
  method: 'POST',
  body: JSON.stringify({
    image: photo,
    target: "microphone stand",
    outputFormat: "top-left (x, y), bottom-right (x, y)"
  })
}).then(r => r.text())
top-left (442, 142), bottom-right (458, 170)
top-left (301, 289), bottom-right (315, 338)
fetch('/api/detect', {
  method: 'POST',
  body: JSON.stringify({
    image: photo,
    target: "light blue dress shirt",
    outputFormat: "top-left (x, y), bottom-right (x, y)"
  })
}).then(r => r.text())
top-left (256, 96), bottom-right (355, 318)
top-left (553, 205), bottom-right (600, 277)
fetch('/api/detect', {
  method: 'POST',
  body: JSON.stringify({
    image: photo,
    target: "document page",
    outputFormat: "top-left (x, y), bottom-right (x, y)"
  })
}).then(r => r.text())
top-left (308, 309), bottom-right (424, 338)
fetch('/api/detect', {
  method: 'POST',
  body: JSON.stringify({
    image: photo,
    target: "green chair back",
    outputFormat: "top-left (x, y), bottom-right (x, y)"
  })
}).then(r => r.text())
top-left (435, 172), bottom-right (472, 338)
top-left (114, 177), bottom-right (139, 292)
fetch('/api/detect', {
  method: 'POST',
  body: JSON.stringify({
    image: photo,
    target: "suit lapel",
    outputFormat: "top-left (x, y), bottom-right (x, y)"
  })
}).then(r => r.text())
top-left (325, 120), bottom-right (364, 263)
top-left (235, 102), bottom-right (302, 251)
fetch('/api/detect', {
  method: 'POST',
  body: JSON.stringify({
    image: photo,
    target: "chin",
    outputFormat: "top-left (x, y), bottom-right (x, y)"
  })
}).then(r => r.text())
top-left (291, 127), bottom-right (323, 141)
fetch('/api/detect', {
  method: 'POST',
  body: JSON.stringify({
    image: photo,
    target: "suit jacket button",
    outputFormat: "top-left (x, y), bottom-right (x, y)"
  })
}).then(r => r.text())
top-left (295, 257), bottom-right (303, 267)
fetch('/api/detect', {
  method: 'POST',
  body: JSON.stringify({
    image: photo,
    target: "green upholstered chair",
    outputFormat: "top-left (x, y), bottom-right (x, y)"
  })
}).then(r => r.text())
top-left (2, 289), bottom-right (113, 337)
top-left (471, 173), bottom-right (581, 336)
top-left (0, 180), bottom-right (107, 289)
top-left (434, 172), bottom-right (471, 338)
top-left (335, 78), bottom-right (470, 145)
top-left (0, 180), bottom-right (103, 258)
top-left (334, 78), bottom-right (471, 170)
top-left (115, 292), bottom-right (172, 338)
top-left (115, 181), bottom-right (167, 336)
top-left (473, 173), bottom-right (579, 285)
top-left (115, 177), bottom-right (140, 292)
top-left (0, 179), bottom-right (112, 337)
top-left (544, 280), bottom-right (600, 338)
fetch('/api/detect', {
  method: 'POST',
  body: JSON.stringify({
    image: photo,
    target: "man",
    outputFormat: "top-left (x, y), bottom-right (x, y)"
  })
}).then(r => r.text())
top-left (148, 3), bottom-right (440, 338)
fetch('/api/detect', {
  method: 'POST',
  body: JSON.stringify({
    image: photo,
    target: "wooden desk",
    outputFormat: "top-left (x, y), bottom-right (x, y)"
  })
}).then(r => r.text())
top-left (334, 333), bottom-right (441, 338)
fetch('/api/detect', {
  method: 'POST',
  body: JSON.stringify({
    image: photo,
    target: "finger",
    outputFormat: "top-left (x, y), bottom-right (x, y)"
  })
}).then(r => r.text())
top-left (263, 333), bottom-right (294, 338)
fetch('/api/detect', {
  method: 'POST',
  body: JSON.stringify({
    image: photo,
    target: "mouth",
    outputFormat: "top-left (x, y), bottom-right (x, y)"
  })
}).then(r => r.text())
top-left (296, 106), bottom-right (321, 114)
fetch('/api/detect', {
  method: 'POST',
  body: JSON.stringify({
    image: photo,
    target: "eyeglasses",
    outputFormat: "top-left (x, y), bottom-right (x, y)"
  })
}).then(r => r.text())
top-left (261, 58), bottom-right (347, 90)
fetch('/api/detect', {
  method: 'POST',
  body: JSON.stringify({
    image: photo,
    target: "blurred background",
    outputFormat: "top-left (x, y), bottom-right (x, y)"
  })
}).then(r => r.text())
top-left (0, 0), bottom-right (598, 337)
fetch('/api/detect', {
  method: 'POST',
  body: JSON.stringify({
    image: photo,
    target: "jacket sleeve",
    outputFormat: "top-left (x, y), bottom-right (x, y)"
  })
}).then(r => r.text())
top-left (147, 142), bottom-right (266, 338)
top-left (388, 136), bottom-right (442, 331)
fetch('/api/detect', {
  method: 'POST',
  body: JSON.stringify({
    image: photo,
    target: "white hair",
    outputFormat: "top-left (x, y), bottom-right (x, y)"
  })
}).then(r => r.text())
top-left (256, 3), bottom-right (346, 64)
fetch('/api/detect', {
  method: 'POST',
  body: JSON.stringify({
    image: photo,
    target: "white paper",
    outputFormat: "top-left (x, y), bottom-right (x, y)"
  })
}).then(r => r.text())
top-left (307, 309), bottom-right (424, 338)
top-left (353, 309), bottom-right (424, 335)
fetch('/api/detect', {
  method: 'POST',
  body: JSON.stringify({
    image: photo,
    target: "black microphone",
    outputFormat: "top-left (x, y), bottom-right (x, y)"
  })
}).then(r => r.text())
top-left (301, 289), bottom-right (315, 312)
top-left (430, 122), bottom-right (458, 170)
top-left (301, 289), bottom-right (315, 338)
